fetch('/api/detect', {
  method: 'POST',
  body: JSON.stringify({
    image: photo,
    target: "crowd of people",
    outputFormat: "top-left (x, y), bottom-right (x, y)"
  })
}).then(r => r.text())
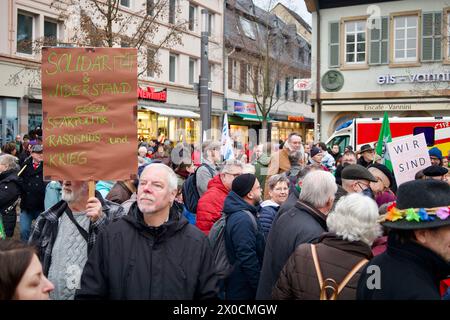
top-left (1, 131), bottom-right (450, 300)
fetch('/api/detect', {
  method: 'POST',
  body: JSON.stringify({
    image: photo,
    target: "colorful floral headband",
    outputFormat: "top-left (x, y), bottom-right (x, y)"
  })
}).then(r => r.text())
top-left (380, 202), bottom-right (450, 223)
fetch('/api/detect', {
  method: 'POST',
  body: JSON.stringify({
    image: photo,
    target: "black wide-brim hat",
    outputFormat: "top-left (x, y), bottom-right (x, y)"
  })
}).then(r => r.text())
top-left (382, 179), bottom-right (450, 230)
top-left (357, 144), bottom-right (374, 154)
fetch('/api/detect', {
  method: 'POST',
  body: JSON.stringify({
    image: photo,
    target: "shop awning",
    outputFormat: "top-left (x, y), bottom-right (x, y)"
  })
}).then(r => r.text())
top-left (140, 106), bottom-right (200, 118)
top-left (234, 113), bottom-right (271, 122)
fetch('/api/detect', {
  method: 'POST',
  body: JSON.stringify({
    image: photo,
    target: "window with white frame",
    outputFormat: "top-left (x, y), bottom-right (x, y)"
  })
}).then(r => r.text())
top-left (169, 54), bottom-right (177, 82)
top-left (344, 20), bottom-right (366, 64)
top-left (208, 13), bottom-right (214, 37)
top-left (246, 64), bottom-right (253, 93)
top-left (44, 20), bottom-right (58, 46)
top-left (239, 16), bottom-right (256, 40)
top-left (169, 0), bottom-right (176, 24)
top-left (120, 0), bottom-right (131, 8)
top-left (17, 12), bottom-right (34, 54)
top-left (232, 59), bottom-right (238, 90)
top-left (189, 58), bottom-right (196, 84)
top-left (147, 48), bottom-right (155, 77)
top-left (208, 63), bottom-right (214, 82)
top-left (189, 4), bottom-right (196, 31)
top-left (146, 0), bottom-right (154, 16)
top-left (393, 15), bottom-right (418, 62)
top-left (448, 12), bottom-right (450, 58)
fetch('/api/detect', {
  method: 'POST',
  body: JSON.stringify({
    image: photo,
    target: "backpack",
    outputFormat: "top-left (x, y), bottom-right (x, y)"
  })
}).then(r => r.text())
top-left (208, 210), bottom-right (257, 279)
top-left (182, 163), bottom-right (215, 213)
top-left (310, 244), bottom-right (368, 300)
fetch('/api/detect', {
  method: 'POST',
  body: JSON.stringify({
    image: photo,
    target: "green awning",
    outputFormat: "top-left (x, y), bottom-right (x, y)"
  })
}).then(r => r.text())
top-left (234, 113), bottom-right (271, 122)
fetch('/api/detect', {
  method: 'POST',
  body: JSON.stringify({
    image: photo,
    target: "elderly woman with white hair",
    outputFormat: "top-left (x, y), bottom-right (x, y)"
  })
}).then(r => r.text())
top-left (0, 154), bottom-right (22, 238)
top-left (273, 193), bottom-right (381, 300)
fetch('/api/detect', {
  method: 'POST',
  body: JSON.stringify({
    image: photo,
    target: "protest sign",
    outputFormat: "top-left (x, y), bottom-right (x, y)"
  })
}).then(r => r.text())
top-left (387, 133), bottom-right (431, 186)
top-left (41, 47), bottom-right (138, 181)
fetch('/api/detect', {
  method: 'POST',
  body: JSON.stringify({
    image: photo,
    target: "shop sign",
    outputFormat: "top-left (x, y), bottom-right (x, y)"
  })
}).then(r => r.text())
top-left (234, 102), bottom-right (257, 115)
top-left (288, 116), bottom-right (305, 122)
top-left (364, 104), bottom-right (412, 111)
top-left (138, 86), bottom-right (167, 102)
top-left (293, 79), bottom-right (311, 91)
top-left (377, 72), bottom-right (450, 85)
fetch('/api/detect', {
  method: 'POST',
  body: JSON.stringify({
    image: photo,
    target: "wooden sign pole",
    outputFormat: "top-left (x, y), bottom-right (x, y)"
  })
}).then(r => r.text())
top-left (88, 181), bottom-right (96, 198)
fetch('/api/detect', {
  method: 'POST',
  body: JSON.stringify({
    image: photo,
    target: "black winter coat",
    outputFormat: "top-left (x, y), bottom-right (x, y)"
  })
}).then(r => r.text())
top-left (0, 169), bottom-right (22, 237)
top-left (256, 200), bottom-right (328, 300)
top-left (19, 159), bottom-right (47, 212)
top-left (357, 232), bottom-right (450, 300)
top-left (276, 188), bottom-right (299, 220)
top-left (224, 191), bottom-right (266, 300)
top-left (75, 203), bottom-right (219, 300)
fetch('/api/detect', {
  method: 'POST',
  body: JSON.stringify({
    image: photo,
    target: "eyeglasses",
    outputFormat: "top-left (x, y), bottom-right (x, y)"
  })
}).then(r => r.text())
top-left (356, 181), bottom-right (370, 191)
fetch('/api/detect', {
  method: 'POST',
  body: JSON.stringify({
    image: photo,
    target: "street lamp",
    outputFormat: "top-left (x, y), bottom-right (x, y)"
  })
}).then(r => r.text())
top-left (199, 9), bottom-right (211, 142)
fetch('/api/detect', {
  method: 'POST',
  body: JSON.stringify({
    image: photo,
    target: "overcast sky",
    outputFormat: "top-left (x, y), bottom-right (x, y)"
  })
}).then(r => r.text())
top-left (252, 0), bottom-right (312, 25)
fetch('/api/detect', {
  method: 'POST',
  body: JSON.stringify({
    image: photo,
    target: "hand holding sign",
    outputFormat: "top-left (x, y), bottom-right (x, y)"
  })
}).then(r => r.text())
top-left (86, 197), bottom-right (103, 223)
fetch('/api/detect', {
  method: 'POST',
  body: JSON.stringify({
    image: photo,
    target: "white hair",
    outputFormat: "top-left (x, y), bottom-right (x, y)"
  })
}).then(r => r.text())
top-left (220, 159), bottom-right (243, 173)
top-left (327, 193), bottom-right (382, 245)
top-left (299, 170), bottom-right (337, 208)
top-left (242, 163), bottom-right (256, 174)
top-left (141, 163), bottom-right (178, 191)
top-left (0, 154), bottom-right (19, 171)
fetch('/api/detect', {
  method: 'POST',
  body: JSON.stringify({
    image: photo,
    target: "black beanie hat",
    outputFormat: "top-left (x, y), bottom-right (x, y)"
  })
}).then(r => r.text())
top-left (232, 173), bottom-right (257, 197)
top-left (310, 146), bottom-right (322, 158)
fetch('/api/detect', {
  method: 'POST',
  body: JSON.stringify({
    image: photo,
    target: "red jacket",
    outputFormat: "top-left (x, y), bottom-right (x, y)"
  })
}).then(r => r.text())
top-left (196, 175), bottom-right (229, 235)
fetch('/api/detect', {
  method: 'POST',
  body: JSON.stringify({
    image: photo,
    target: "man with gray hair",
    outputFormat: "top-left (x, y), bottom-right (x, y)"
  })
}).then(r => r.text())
top-left (76, 163), bottom-right (219, 299)
top-left (256, 170), bottom-right (338, 299)
top-left (196, 140), bottom-right (222, 197)
top-left (196, 159), bottom-right (243, 235)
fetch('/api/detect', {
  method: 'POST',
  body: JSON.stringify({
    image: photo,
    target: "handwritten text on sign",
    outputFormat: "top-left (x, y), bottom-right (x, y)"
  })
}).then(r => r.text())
top-left (41, 47), bottom-right (138, 181)
top-left (387, 133), bottom-right (431, 186)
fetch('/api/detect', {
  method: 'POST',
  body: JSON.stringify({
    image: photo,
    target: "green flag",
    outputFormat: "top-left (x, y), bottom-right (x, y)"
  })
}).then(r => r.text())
top-left (376, 111), bottom-right (393, 171)
top-left (0, 215), bottom-right (5, 240)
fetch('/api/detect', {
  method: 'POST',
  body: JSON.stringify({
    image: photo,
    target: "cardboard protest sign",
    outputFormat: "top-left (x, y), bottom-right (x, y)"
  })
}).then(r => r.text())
top-left (41, 47), bottom-right (138, 181)
top-left (387, 133), bottom-right (432, 186)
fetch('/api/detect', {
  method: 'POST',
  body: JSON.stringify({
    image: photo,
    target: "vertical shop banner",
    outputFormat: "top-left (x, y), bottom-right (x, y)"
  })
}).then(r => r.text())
top-left (41, 47), bottom-right (138, 181)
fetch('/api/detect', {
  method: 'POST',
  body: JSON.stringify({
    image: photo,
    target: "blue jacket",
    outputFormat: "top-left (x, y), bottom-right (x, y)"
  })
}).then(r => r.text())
top-left (44, 181), bottom-right (62, 211)
top-left (223, 191), bottom-right (265, 300)
top-left (258, 200), bottom-right (279, 239)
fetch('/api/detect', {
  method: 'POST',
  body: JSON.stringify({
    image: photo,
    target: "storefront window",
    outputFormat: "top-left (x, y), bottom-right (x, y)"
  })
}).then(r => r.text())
top-left (0, 99), bottom-right (19, 145)
top-left (28, 100), bottom-right (42, 132)
top-left (157, 116), bottom-right (168, 139)
top-left (230, 125), bottom-right (249, 147)
top-left (185, 118), bottom-right (199, 144)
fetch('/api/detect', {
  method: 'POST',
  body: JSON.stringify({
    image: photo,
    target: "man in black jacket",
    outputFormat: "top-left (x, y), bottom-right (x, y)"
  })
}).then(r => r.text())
top-left (357, 179), bottom-right (450, 300)
top-left (19, 144), bottom-right (47, 241)
top-left (256, 170), bottom-right (337, 299)
top-left (75, 163), bottom-right (219, 300)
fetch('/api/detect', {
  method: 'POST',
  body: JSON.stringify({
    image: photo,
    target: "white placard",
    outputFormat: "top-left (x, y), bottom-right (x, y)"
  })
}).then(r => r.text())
top-left (387, 133), bottom-right (432, 186)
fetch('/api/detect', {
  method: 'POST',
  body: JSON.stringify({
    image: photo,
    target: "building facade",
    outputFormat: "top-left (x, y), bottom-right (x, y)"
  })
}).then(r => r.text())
top-left (0, 0), bottom-right (224, 145)
top-left (224, 0), bottom-right (314, 147)
top-left (306, 0), bottom-right (450, 142)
